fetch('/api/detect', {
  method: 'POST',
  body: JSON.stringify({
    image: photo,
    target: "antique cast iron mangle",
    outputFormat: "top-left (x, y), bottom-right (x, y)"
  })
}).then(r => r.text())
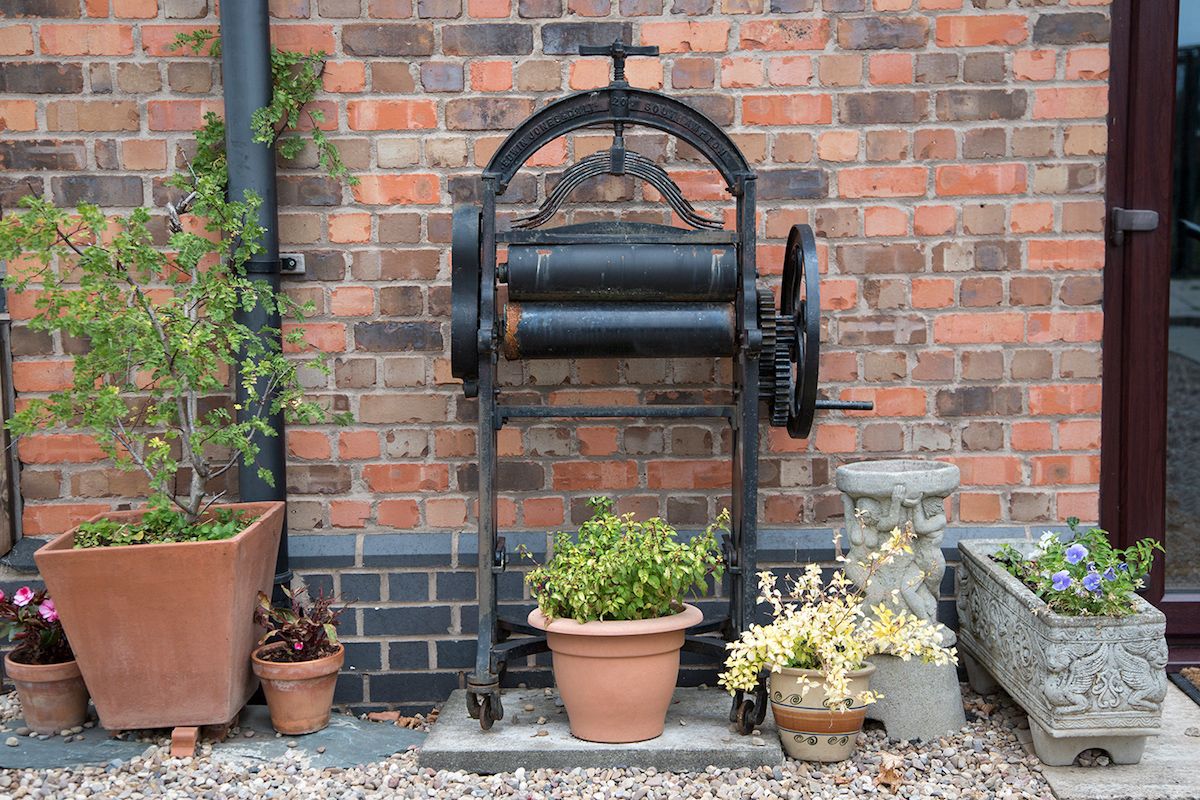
top-left (450, 42), bottom-right (871, 732)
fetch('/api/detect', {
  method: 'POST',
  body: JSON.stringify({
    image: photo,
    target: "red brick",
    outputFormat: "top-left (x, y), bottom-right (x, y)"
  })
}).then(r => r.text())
top-left (339, 431), bottom-right (381, 460)
top-left (646, 460), bottom-right (730, 489)
top-left (740, 19), bottom-right (829, 50)
top-left (323, 62), bottom-right (367, 93)
top-left (18, 434), bottom-right (106, 464)
top-left (141, 25), bottom-right (218, 56)
top-left (911, 277), bottom-right (954, 308)
top-left (347, 99), bottom-right (437, 130)
top-left (765, 56), bottom-right (811, 87)
top-left (1057, 491), bottom-right (1098, 521)
top-left (147, 99), bottom-right (223, 131)
top-left (12, 361), bottom-right (72, 392)
top-left (814, 424), bottom-right (856, 453)
top-left (1011, 202), bottom-right (1054, 233)
top-left (934, 313), bottom-right (1024, 344)
top-left (959, 492), bottom-right (1001, 522)
top-left (641, 21), bottom-right (730, 53)
top-left (869, 53), bottom-right (912, 86)
top-left (40, 24), bottom-right (134, 55)
top-left (577, 427), bottom-right (619, 456)
top-left (864, 207), bottom-right (907, 236)
top-left (1033, 87), bottom-right (1108, 119)
top-left (914, 205), bottom-right (956, 236)
top-left (1032, 455), bottom-right (1099, 485)
top-left (468, 0), bottom-right (511, 16)
top-left (330, 285), bottom-right (376, 316)
top-left (329, 213), bottom-right (372, 243)
top-left (1065, 48), bottom-right (1109, 80)
top-left (949, 456), bottom-right (1023, 486)
top-left (352, 174), bottom-right (440, 205)
top-left (1029, 385), bottom-right (1102, 415)
top-left (1026, 311), bottom-right (1103, 343)
top-left (935, 164), bottom-right (1026, 196)
top-left (0, 25), bottom-right (34, 56)
top-left (283, 322), bottom-right (346, 353)
top-left (471, 61), bottom-right (513, 92)
top-left (743, 94), bottom-right (833, 125)
top-left (121, 139), bottom-right (168, 170)
top-left (552, 461), bottom-right (639, 491)
top-left (1012, 422), bottom-right (1052, 452)
top-left (426, 497), bottom-right (467, 528)
top-left (1014, 50), bottom-right (1056, 81)
top-left (270, 25), bottom-right (336, 53)
top-left (839, 167), bottom-right (927, 198)
top-left (935, 15), bottom-right (1027, 47)
top-left (377, 499), bottom-right (420, 528)
top-left (330, 501), bottom-right (371, 528)
top-left (113, 0), bottom-right (157, 17)
top-left (287, 431), bottom-right (332, 460)
top-left (23, 504), bottom-right (110, 536)
top-left (1027, 239), bottom-right (1105, 271)
top-left (841, 387), bottom-right (927, 417)
top-left (721, 56), bottom-right (763, 89)
top-left (524, 497), bottom-right (565, 528)
top-left (363, 464), bottom-right (450, 493)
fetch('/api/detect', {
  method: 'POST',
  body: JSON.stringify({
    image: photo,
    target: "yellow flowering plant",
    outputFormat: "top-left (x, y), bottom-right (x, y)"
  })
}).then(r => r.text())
top-left (718, 524), bottom-right (956, 708)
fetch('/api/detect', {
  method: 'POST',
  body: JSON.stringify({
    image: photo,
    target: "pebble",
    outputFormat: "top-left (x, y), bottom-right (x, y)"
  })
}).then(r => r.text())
top-left (317, 746), bottom-right (326, 754)
top-left (1186, 726), bottom-right (1200, 737)
top-left (5, 737), bottom-right (17, 747)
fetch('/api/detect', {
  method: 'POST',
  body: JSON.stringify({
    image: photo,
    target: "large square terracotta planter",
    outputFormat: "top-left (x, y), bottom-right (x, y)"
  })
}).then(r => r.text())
top-left (956, 539), bottom-right (1168, 766)
top-left (33, 501), bottom-right (283, 731)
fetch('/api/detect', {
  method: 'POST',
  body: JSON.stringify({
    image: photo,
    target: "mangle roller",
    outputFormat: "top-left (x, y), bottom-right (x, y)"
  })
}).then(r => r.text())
top-left (449, 40), bottom-right (873, 733)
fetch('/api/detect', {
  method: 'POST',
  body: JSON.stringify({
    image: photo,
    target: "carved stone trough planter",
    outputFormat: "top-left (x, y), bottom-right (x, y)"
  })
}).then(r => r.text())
top-left (956, 539), bottom-right (1168, 766)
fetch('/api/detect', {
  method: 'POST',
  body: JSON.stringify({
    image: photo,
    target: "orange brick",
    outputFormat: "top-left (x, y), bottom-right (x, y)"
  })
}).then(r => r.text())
top-left (40, 24), bottom-right (134, 55)
top-left (1033, 87), bottom-right (1108, 119)
top-left (577, 427), bottom-right (619, 456)
top-left (323, 61), bottom-right (366, 93)
top-left (868, 53), bottom-right (912, 85)
top-left (948, 455), bottom-right (1023, 486)
top-left (569, 60), bottom-right (608, 90)
top-left (721, 56), bottom-right (764, 89)
top-left (141, 25), bottom-right (217, 57)
top-left (330, 285), bottom-right (375, 316)
top-left (0, 25), bottom-right (34, 56)
top-left (0, 101), bottom-right (37, 132)
top-left (527, 139), bottom-right (568, 167)
top-left (959, 493), bottom-right (1001, 522)
top-left (815, 424), bottom-right (856, 453)
top-left (641, 21), bottom-right (731, 53)
top-left (839, 166), bottom-right (927, 198)
top-left (113, 0), bottom-right (157, 17)
top-left (148, 99), bottom-right (223, 131)
top-left (1065, 48), bottom-right (1109, 80)
top-left (1059, 419), bottom-right (1101, 451)
top-left (363, 464), bottom-right (450, 492)
top-left (875, 0), bottom-right (911, 8)
top-left (626, 58), bottom-right (663, 90)
top-left (935, 15), bottom-right (1027, 47)
top-left (920, 0), bottom-right (961, 7)
top-left (933, 313), bottom-right (1025, 344)
top-left (1011, 422), bottom-right (1053, 451)
top-left (840, 387), bottom-right (927, 417)
top-left (765, 56), bottom-right (812, 87)
top-left (911, 277), bottom-right (955, 308)
top-left (377, 499), bottom-right (420, 528)
top-left (1011, 202), bottom-right (1054, 233)
top-left (818, 131), bottom-right (859, 162)
top-left (1032, 455), bottom-right (1099, 485)
top-left (352, 174), bottom-right (440, 205)
top-left (23, 504), bottom-right (111, 536)
top-left (864, 207), bottom-right (907, 236)
top-left (472, 61), bottom-right (513, 92)
top-left (823, 278), bottom-right (858, 310)
top-left (1027, 311), bottom-right (1103, 343)
top-left (936, 164), bottom-right (1026, 196)
top-left (339, 431), bottom-right (381, 460)
top-left (743, 94), bottom-right (833, 125)
top-left (552, 461), bottom-right (639, 491)
top-left (287, 431), bottom-right (332, 460)
top-left (1014, 50), bottom-right (1056, 81)
top-left (18, 434), bottom-right (106, 464)
top-left (426, 498), bottom-right (468, 528)
top-left (524, 497), bottom-right (565, 528)
top-left (1057, 491), bottom-right (1099, 521)
top-left (329, 213), bottom-right (372, 243)
top-left (121, 139), bottom-right (167, 171)
top-left (468, 0), bottom-right (510, 16)
top-left (330, 501), bottom-right (371, 528)
top-left (12, 361), bottom-right (73, 393)
top-left (283, 322), bottom-right (346, 352)
top-left (347, 99), bottom-right (437, 130)
top-left (646, 460), bottom-right (730, 489)
top-left (740, 19), bottom-right (829, 50)
top-left (270, 25), bottom-right (336, 54)
top-left (1029, 384), bottom-right (1102, 415)
top-left (1027, 239), bottom-right (1105, 270)
top-left (914, 205), bottom-right (956, 236)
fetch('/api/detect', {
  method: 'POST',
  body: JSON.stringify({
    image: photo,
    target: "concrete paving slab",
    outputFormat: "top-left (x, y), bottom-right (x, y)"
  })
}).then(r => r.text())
top-left (420, 687), bottom-right (783, 774)
top-left (0, 705), bottom-right (424, 770)
top-left (1040, 685), bottom-right (1200, 800)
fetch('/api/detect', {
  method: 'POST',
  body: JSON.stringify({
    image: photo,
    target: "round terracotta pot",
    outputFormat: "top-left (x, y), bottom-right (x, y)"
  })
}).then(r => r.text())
top-left (3, 653), bottom-right (89, 735)
top-left (251, 643), bottom-right (344, 735)
top-left (769, 662), bottom-right (876, 763)
top-left (528, 604), bottom-right (701, 743)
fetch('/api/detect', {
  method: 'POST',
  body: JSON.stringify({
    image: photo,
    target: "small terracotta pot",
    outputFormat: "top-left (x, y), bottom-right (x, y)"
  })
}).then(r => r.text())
top-left (251, 643), bottom-right (344, 735)
top-left (769, 662), bottom-right (876, 763)
top-left (528, 604), bottom-right (701, 743)
top-left (4, 653), bottom-right (89, 735)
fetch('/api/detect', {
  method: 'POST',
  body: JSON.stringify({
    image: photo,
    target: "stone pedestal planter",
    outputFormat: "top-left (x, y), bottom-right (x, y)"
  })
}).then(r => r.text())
top-left (956, 540), bottom-right (1168, 766)
top-left (836, 459), bottom-right (966, 742)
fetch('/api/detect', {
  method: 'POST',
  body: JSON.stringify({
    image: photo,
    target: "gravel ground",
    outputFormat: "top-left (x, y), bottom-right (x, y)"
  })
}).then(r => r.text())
top-left (0, 686), bottom-right (1056, 799)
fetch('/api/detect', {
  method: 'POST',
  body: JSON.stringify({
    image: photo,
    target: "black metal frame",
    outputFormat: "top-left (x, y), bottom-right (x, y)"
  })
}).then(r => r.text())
top-left (453, 43), bottom-right (868, 730)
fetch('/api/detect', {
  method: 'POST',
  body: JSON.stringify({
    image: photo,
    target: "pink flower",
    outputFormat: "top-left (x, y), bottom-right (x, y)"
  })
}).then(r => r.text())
top-left (0, 590), bottom-right (6, 602)
top-left (293, 642), bottom-right (304, 651)
top-left (37, 600), bottom-right (57, 623)
top-left (13, 588), bottom-right (34, 607)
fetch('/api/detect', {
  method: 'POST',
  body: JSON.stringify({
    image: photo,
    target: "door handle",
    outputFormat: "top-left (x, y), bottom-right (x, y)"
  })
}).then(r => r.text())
top-left (1110, 207), bottom-right (1160, 246)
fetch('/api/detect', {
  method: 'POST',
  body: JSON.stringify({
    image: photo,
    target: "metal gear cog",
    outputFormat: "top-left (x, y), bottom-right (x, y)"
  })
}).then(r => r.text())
top-left (756, 288), bottom-right (777, 387)
top-left (771, 320), bottom-right (796, 427)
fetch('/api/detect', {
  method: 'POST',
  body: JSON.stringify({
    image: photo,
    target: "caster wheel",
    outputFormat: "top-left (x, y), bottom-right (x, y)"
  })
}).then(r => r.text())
top-left (734, 698), bottom-right (757, 735)
top-left (478, 694), bottom-right (497, 731)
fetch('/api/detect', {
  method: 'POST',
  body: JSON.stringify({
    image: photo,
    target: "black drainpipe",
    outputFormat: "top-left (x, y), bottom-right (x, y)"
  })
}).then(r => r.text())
top-left (220, 2), bottom-right (291, 604)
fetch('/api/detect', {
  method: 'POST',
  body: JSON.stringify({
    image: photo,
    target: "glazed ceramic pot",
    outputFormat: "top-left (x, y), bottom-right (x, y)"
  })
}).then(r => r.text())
top-left (769, 662), bottom-right (876, 762)
top-left (527, 604), bottom-right (702, 743)
top-left (3, 654), bottom-right (89, 735)
top-left (252, 642), bottom-right (345, 735)
top-left (34, 501), bottom-right (283, 731)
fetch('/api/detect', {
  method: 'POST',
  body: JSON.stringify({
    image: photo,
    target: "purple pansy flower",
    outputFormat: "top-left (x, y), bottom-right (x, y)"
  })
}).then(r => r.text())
top-left (1052, 570), bottom-right (1072, 591)
top-left (13, 587), bottom-right (34, 607)
top-left (37, 600), bottom-right (57, 622)
top-left (1082, 572), bottom-right (1102, 593)
top-left (1102, 567), bottom-right (1117, 581)
top-left (1064, 543), bottom-right (1089, 565)
top-left (1118, 563), bottom-right (1129, 572)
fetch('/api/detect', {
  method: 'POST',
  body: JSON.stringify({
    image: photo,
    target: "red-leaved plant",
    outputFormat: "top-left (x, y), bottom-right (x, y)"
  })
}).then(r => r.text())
top-left (253, 587), bottom-right (344, 664)
top-left (0, 587), bottom-right (73, 665)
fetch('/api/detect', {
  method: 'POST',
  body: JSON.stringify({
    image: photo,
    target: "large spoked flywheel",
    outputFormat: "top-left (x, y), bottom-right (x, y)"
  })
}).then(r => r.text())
top-left (451, 205), bottom-right (482, 398)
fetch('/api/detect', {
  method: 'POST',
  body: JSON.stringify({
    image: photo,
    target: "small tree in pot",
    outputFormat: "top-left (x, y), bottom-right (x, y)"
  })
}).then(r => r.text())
top-left (524, 497), bottom-right (725, 743)
top-left (719, 525), bottom-right (955, 762)
top-left (0, 587), bottom-right (87, 734)
top-left (252, 587), bottom-right (346, 735)
top-left (0, 35), bottom-right (352, 734)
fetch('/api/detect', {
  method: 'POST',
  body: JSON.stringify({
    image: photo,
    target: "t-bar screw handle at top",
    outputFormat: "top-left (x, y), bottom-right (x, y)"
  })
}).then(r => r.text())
top-left (578, 39), bottom-right (660, 84)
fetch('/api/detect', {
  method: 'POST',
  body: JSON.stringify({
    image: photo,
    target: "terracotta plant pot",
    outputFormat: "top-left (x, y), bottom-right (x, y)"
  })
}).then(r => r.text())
top-left (3, 653), bottom-right (89, 735)
top-left (527, 604), bottom-right (701, 743)
top-left (252, 642), bottom-right (344, 735)
top-left (33, 501), bottom-right (283, 731)
top-left (769, 662), bottom-right (877, 762)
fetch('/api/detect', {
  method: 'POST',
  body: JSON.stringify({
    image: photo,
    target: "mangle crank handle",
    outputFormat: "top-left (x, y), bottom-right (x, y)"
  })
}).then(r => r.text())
top-left (814, 399), bottom-right (875, 411)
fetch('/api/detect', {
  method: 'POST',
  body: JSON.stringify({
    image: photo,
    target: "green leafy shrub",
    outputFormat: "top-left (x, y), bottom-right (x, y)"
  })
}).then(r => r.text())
top-left (0, 33), bottom-right (352, 540)
top-left (994, 518), bottom-right (1162, 617)
top-left (525, 497), bottom-right (726, 623)
top-left (72, 502), bottom-right (247, 549)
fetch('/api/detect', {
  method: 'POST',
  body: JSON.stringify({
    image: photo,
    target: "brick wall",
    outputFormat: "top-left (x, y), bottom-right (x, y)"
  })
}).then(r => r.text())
top-left (0, 0), bottom-right (1109, 711)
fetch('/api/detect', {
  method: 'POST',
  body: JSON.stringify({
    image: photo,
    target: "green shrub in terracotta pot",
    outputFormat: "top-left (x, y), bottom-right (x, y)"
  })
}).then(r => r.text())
top-left (524, 497), bottom-right (725, 743)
